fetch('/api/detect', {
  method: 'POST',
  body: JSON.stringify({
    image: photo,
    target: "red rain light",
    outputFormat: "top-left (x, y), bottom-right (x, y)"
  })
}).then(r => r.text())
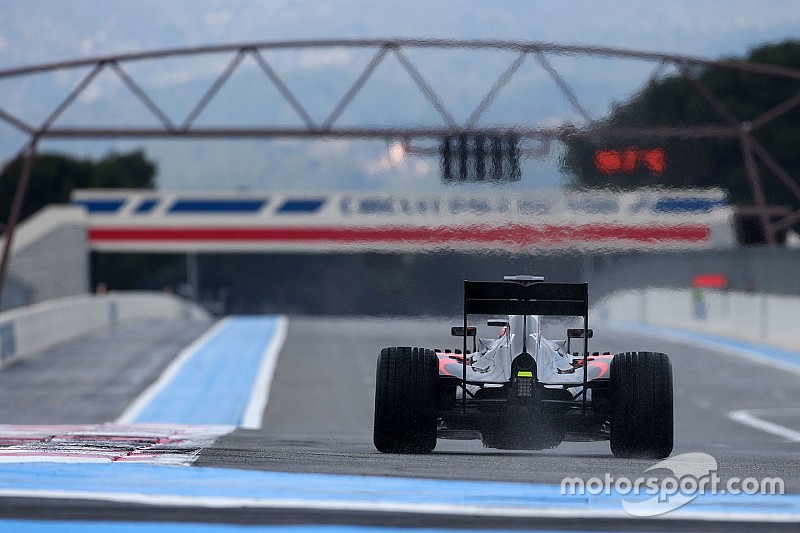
top-left (692, 273), bottom-right (728, 289)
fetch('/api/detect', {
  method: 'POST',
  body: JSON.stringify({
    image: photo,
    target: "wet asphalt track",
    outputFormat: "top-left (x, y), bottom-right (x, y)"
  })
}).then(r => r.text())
top-left (201, 317), bottom-right (800, 486)
top-left (1, 316), bottom-right (800, 531)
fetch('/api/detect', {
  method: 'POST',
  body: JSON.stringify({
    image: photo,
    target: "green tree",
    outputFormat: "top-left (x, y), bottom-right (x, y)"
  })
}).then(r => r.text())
top-left (561, 40), bottom-right (800, 222)
top-left (1, 150), bottom-right (156, 223)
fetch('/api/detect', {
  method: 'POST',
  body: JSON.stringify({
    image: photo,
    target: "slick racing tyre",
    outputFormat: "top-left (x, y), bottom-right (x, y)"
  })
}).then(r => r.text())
top-left (610, 351), bottom-right (673, 459)
top-left (373, 347), bottom-right (437, 453)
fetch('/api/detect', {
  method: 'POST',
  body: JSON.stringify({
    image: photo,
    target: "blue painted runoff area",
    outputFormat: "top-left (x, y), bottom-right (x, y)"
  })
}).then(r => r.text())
top-left (133, 316), bottom-right (280, 425)
top-left (610, 321), bottom-right (800, 371)
top-left (0, 462), bottom-right (798, 522)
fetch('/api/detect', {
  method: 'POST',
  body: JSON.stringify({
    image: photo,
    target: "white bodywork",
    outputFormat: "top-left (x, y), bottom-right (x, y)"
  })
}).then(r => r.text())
top-left (470, 315), bottom-right (576, 382)
top-left (447, 315), bottom-right (601, 400)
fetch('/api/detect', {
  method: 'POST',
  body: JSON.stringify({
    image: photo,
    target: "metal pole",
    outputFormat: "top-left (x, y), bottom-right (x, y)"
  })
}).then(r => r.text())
top-left (0, 137), bottom-right (38, 305)
top-left (186, 252), bottom-right (200, 302)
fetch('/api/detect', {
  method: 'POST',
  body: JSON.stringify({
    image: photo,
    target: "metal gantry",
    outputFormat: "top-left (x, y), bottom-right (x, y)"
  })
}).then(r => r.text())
top-left (1, 38), bottom-right (800, 297)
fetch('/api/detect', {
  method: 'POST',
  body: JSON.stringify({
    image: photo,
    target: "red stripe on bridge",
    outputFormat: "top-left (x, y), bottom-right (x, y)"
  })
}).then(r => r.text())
top-left (88, 224), bottom-right (710, 246)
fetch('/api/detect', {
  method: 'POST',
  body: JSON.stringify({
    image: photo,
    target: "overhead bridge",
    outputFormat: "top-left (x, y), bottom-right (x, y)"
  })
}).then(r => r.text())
top-left (72, 188), bottom-right (733, 253)
top-left (1, 38), bottom-right (798, 299)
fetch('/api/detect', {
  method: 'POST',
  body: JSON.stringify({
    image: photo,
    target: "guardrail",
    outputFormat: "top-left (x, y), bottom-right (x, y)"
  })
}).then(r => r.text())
top-left (0, 292), bottom-right (210, 369)
top-left (591, 288), bottom-right (800, 351)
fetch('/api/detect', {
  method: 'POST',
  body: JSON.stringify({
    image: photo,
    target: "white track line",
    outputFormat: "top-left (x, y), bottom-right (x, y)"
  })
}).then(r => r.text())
top-left (116, 318), bottom-right (232, 424)
top-left (0, 489), bottom-right (797, 523)
top-left (728, 408), bottom-right (800, 442)
top-left (241, 316), bottom-right (288, 429)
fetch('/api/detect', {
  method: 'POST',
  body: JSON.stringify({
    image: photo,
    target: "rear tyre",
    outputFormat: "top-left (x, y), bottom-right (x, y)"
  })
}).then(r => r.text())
top-left (373, 347), bottom-right (438, 453)
top-left (610, 351), bottom-right (673, 459)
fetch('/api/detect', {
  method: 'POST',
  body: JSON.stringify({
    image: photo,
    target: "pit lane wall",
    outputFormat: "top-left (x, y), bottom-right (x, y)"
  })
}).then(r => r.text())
top-left (0, 205), bottom-right (91, 311)
top-left (0, 292), bottom-right (210, 369)
top-left (591, 289), bottom-right (800, 351)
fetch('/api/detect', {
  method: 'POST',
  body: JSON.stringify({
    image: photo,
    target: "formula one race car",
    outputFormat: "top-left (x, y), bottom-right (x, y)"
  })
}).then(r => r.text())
top-left (373, 276), bottom-right (673, 458)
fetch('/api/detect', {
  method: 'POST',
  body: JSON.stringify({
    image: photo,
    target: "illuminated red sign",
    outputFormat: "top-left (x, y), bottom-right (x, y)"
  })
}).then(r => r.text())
top-left (595, 147), bottom-right (666, 175)
top-left (692, 273), bottom-right (728, 289)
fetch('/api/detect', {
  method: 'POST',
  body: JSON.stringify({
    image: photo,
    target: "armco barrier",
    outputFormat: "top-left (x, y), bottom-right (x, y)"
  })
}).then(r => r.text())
top-left (591, 288), bottom-right (800, 351)
top-left (0, 292), bottom-right (210, 369)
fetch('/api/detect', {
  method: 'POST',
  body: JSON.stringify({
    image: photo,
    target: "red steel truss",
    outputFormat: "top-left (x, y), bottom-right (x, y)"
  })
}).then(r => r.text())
top-left (1, 39), bottom-right (799, 297)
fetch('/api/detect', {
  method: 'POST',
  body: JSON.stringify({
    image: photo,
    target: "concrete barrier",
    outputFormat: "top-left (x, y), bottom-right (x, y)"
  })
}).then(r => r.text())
top-left (592, 288), bottom-right (800, 351)
top-left (0, 292), bottom-right (210, 369)
top-left (0, 206), bottom-right (91, 311)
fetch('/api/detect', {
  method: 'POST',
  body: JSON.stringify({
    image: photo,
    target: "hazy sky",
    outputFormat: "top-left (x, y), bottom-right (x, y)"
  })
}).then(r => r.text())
top-left (1, 1), bottom-right (798, 190)
top-left (2, 0), bottom-right (798, 68)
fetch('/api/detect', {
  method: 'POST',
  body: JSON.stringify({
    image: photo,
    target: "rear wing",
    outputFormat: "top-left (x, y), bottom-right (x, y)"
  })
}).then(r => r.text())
top-left (459, 279), bottom-right (591, 411)
top-left (464, 280), bottom-right (588, 317)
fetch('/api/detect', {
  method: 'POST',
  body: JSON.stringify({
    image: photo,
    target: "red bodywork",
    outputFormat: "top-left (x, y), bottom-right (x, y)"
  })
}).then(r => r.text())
top-left (436, 351), bottom-right (613, 381)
